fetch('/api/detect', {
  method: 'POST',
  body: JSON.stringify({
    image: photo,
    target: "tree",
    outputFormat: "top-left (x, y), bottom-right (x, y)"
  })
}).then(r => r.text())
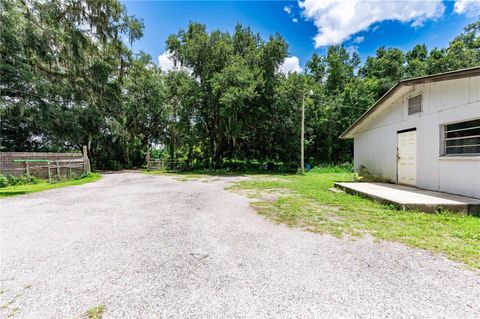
top-left (121, 53), bottom-right (168, 167)
top-left (324, 45), bottom-right (358, 94)
top-left (360, 46), bottom-right (404, 98)
top-left (2, 6), bottom-right (478, 170)
top-left (405, 44), bottom-right (429, 78)
top-left (166, 22), bottom-right (288, 167)
top-left (0, 0), bottom-right (144, 168)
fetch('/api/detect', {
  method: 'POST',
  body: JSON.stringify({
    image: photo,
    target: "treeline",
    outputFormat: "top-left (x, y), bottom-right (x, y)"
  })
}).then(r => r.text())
top-left (1, 1), bottom-right (479, 170)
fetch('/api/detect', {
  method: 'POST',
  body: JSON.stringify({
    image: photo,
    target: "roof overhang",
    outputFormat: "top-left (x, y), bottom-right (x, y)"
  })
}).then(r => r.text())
top-left (340, 66), bottom-right (480, 139)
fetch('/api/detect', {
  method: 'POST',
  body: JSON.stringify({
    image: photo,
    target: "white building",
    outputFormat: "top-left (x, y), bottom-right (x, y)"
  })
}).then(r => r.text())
top-left (340, 67), bottom-right (480, 199)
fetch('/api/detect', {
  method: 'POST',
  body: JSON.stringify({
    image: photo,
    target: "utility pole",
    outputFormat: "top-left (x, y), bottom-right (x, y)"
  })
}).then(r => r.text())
top-left (300, 90), bottom-right (313, 174)
top-left (301, 93), bottom-right (305, 174)
top-left (169, 98), bottom-right (177, 170)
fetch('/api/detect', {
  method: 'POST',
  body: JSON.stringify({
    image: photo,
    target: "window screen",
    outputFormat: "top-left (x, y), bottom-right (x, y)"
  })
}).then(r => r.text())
top-left (444, 119), bottom-right (480, 156)
top-left (408, 95), bottom-right (422, 115)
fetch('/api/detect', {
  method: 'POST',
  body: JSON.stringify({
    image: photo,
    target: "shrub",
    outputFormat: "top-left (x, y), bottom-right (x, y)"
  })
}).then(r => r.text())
top-left (28, 176), bottom-right (41, 184)
top-left (6, 175), bottom-right (42, 186)
top-left (339, 162), bottom-right (353, 172)
top-left (7, 175), bottom-right (21, 186)
top-left (0, 174), bottom-right (8, 188)
top-left (74, 172), bottom-right (90, 180)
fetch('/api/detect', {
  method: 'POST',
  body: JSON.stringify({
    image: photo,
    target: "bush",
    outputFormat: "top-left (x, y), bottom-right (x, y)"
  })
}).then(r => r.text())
top-left (0, 172), bottom-right (90, 187)
top-left (5, 175), bottom-right (42, 186)
top-left (7, 175), bottom-right (21, 186)
top-left (28, 176), bottom-right (41, 184)
top-left (0, 174), bottom-right (8, 188)
top-left (73, 172), bottom-right (90, 180)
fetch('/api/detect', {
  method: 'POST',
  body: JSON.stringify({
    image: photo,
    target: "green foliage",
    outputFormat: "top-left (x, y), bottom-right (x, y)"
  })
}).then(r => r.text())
top-left (0, 173), bottom-right (101, 197)
top-left (0, 171), bottom-right (96, 191)
top-left (0, 174), bottom-right (8, 188)
top-left (301, 19), bottom-right (480, 164)
top-left (166, 23), bottom-right (289, 168)
top-left (1, 2), bottom-right (478, 171)
top-left (310, 163), bottom-right (353, 173)
top-left (86, 304), bottom-right (105, 319)
top-left (5, 175), bottom-right (41, 186)
top-left (0, 0), bottom-right (153, 169)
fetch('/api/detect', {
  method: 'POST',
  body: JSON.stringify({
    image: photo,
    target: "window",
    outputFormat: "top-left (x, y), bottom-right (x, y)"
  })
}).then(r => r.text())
top-left (443, 119), bottom-right (480, 156)
top-left (408, 95), bottom-right (422, 115)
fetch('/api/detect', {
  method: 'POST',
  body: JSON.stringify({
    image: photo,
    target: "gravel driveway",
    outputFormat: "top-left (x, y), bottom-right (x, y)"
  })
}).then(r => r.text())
top-left (1, 172), bottom-right (479, 318)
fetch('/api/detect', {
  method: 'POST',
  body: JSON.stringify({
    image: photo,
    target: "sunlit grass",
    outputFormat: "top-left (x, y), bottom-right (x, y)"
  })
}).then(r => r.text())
top-left (0, 173), bottom-right (102, 198)
top-left (228, 169), bottom-right (480, 269)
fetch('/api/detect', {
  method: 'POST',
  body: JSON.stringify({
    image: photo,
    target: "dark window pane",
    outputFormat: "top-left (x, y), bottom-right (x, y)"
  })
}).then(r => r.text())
top-left (446, 119), bottom-right (480, 132)
top-left (446, 137), bottom-right (480, 147)
top-left (443, 119), bottom-right (480, 156)
top-left (446, 145), bottom-right (480, 155)
top-left (445, 127), bottom-right (480, 139)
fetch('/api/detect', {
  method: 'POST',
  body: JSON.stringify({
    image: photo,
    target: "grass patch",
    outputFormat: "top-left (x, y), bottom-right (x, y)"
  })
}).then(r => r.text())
top-left (228, 169), bottom-right (480, 269)
top-left (0, 173), bottom-right (101, 198)
top-left (85, 304), bottom-right (105, 319)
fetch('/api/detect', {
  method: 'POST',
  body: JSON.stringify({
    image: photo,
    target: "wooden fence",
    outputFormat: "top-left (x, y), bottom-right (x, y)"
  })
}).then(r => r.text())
top-left (0, 150), bottom-right (90, 180)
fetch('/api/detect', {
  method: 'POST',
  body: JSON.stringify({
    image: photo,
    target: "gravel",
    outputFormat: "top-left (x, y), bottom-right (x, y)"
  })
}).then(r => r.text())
top-left (1, 172), bottom-right (479, 318)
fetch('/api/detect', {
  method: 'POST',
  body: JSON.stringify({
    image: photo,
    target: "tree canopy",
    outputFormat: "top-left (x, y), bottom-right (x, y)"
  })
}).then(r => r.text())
top-left (1, 1), bottom-right (479, 170)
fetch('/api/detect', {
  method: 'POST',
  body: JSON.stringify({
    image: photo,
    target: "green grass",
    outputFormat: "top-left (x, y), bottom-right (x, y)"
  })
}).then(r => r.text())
top-left (225, 168), bottom-right (480, 269)
top-left (85, 304), bottom-right (105, 319)
top-left (0, 173), bottom-right (101, 198)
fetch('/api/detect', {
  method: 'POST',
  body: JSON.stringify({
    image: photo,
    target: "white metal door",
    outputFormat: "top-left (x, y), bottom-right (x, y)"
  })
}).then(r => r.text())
top-left (397, 130), bottom-right (416, 186)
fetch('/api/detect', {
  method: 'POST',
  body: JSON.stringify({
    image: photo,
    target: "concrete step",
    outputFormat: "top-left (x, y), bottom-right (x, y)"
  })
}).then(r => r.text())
top-left (334, 182), bottom-right (480, 215)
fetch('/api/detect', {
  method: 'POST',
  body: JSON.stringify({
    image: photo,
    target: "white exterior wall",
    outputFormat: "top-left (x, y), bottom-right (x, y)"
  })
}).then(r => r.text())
top-left (353, 76), bottom-right (480, 198)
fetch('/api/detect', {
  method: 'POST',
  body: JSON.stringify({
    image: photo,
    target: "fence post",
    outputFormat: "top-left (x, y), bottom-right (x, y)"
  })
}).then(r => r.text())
top-left (56, 160), bottom-right (60, 179)
top-left (48, 161), bottom-right (51, 182)
top-left (82, 145), bottom-right (90, 174)
top-left (25, 161), bottom-right (30, 177)
top-left (68, 160), bottom-right (72, 177)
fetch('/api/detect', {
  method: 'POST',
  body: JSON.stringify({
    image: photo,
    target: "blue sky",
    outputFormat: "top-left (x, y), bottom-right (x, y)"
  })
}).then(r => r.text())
top-left (122, 1), bottom-right (479, 72)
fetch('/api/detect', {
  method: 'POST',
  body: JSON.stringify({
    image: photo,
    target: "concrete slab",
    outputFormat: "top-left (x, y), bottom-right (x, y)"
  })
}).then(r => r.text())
top-left (328, 187), bottom-right (345, 194)
top-left (334, 182), bottom-right (480, 215)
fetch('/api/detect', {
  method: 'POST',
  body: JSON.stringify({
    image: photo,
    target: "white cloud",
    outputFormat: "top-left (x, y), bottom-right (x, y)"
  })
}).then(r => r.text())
top-left (298, 0), bottom-right (445, 47)
top-left (279, 56), bottom-right (302, 75)
top-left (284, 5), bottom-right (292, 14)
top-left (353, 36), bottom-right (364, 44)
top-left (346, 45), bottom-right (359, 55)
top-left (454, 0), bottom-right (480, 15)
top-left (158, 51), bottom-right (175, 72)
top-left (292, 18), bottom-right (298, 23)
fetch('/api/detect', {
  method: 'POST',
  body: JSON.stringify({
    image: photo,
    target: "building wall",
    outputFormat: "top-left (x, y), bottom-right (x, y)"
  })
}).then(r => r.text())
top-left (353, 76), bottom-right (480, 198)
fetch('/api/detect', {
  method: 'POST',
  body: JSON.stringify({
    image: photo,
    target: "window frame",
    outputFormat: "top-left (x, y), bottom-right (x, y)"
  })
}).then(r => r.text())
top-left (440, 118), bottom-right (480, 157)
